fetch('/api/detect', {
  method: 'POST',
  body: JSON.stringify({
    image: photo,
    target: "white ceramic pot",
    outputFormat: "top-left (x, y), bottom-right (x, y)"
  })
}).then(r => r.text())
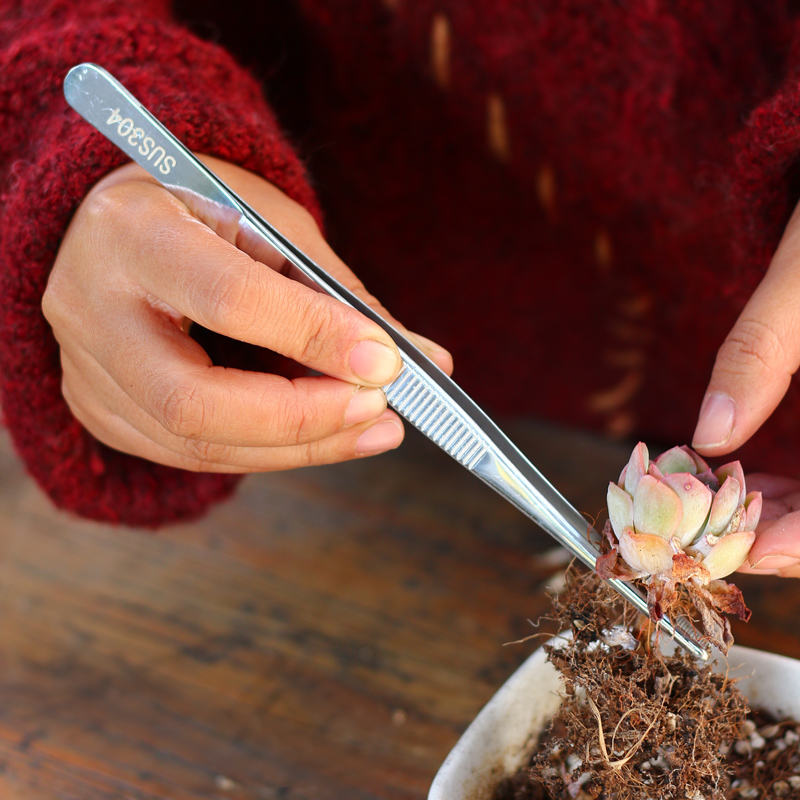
top-left (429, 641), bottom-right (800, 800)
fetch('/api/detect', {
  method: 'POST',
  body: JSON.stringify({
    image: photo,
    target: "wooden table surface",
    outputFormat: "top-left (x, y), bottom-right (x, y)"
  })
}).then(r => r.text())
top-left (1, 422), bottom-right (798, 800)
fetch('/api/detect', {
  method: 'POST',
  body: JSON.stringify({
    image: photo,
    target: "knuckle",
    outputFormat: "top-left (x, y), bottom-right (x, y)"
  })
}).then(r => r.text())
top-left (298, 302), bottom-right (338, 364)
top-left (81, 180), bottom-right (178, 263)
top-left (205, 261), bottom-right (264, 332)
top-left (182, 437), bottom-right (233, 465)
top-left (302, 429), bottom-right (360, 468)
top-left (81, 181), bottom-right (148, 244)
top-left (295, 438), bottom-right (326, 468)
top-left (280, 392), bottom-right (317, 447)
top-left (153, 380), bottom-right (209, 440)
top-left (42, 263), bottom-right (83, 333)
top-left (718, 319), bottom-right (792, 379)
top-left (41, 279), bottom-right (61, 327)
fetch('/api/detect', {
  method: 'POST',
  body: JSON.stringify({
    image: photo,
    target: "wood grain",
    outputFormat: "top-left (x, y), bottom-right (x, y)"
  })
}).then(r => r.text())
top-left (0, 424), bottom-right (797, 799)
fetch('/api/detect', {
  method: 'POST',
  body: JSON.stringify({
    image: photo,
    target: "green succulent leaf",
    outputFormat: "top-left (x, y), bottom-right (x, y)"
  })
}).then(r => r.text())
top-left (633, 475), bottom-right (682, 540)
top-left (653, 446), bottom-right (698, 476)
top-left (700, 530), bottom-right (756, 580)
top-left (607, 481), bottom-right (634, 538)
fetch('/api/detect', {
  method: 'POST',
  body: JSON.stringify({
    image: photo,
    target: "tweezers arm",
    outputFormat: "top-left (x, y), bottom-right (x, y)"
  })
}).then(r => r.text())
top-left (64, 62), bottom-right (707, 661)
top-left (387, 366), bottom-right (594, 560)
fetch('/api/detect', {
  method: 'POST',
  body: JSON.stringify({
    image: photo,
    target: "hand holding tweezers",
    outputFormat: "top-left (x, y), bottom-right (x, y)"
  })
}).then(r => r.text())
top-left (63, 63), bottom-right (708, 660)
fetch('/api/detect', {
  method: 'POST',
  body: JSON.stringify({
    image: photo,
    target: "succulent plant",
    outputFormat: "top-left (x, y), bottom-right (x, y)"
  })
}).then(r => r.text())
top-left (607, 442), bottom-right (760, 582)
top-left (597, 442), bottom-right (759, 651)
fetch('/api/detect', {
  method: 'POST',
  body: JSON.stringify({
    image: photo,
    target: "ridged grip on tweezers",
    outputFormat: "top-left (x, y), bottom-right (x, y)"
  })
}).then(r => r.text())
top-left (385, 366), bottom-right (487, 469)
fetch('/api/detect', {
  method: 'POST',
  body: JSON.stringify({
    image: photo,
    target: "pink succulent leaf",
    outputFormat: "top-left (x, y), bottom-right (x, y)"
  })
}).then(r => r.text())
top-left (695, 469), bottom-right (721, 492)
top-left (618, 527), bottom-right (675, 577)
top-left (632, 475), bottom-right (682, 539)
top-left (623, 442), bottom-right (649, 496)
top-left (715, 461), bottom-right (746, 505)
top-left (744, 491), bottom-right (763, 531)
top-left (654, 446), bottom-right (698, 476)
top-left (680, 445), bottom-right (710, 475)
top-left (661, 472), bottom-right (714, 548)
top-left (705, 476), bottom-right (741, 536)
top-left (700, 529), bottom-right (756, 581)
top-left (647, 463), bottom-right (664, 480)
top-left (618, 464), bottom-right (628, 486)
top-left (595, 546), bottom-right (642, 582)
top-left (607, 482), bottom-right (634, 539)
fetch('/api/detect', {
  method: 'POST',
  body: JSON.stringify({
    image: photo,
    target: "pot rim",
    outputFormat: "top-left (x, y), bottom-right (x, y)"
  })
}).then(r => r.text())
top-left (429, 639), bottom-right (800, 800)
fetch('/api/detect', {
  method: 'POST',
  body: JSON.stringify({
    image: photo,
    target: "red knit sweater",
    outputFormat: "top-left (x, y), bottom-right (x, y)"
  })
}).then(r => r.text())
top-left (2, 0), bottom-right (800, 526)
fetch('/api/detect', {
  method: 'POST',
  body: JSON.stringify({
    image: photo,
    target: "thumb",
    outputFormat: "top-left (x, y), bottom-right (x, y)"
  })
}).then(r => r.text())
top-left (692, 205), bottom-right (800, 456)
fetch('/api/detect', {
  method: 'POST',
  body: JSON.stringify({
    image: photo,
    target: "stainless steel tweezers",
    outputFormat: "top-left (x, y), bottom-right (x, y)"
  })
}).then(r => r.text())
top-left (63, 63), bottom-right (707, 659)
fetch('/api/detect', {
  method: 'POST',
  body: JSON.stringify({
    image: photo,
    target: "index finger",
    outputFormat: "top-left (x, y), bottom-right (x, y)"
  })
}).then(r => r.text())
top-left (101, 179), bottom-right (405, 387)
top-left (693, 203), bottom-right (800, 455)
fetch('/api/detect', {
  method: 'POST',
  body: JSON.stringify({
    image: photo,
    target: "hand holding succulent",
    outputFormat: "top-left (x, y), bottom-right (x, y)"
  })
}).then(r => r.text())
top-left (597, 442), bottom-right (760, 650)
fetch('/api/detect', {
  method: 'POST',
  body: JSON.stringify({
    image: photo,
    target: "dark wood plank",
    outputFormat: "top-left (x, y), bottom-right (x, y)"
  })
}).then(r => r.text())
top-left (0, 423), bottom-right (797, 799)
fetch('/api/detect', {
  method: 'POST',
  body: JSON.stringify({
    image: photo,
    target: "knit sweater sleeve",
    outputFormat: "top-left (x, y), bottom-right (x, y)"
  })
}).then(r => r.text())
top-left (0, 1), bottom-right (320, 527)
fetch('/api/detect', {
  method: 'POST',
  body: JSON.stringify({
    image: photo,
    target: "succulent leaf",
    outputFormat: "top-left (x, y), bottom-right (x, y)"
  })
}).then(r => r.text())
top-left (698, 530), bottom-right (756, 581)
top-left (607, 481), bottom-right (634, 538)
top-left (715, 461), bottom-right (746, 505)
top-left (661, 472), bottom-right (713, 548)
top-left (617, 527), bottom-right (676, 577)
top-left (744, 491), bottom-right (763, 531)
top-left (632, 475), bottom-right (682, 539)
top-left (654, 446), bottom-right (698, 476)
top-left (680, 445), bottom-right (710, 475)
top-left (695, 469), bottom-right (721, 491)
top-left (623, 442), bottom-right (649, 496)
top-left (705, 477), bottom-right (741, 536)
top-left (647, 463), bottom-right (664, 480)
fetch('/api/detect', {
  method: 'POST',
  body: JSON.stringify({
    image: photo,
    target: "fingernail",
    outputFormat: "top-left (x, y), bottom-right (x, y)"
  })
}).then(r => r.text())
top-left (750, 553), bottom-right (799, 570)
top-left (693, 392), bottom-right (735, 448)
top-left (356, 419), bottom-right (404, 455)
top-left (350, 340), bottom-right (401, 385)
top-left (345, 388), bottom-right (387, 427)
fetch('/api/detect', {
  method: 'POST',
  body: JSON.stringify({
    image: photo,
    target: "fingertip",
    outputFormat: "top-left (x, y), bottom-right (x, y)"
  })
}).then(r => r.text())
top-left (433, 348), bottom-right (454, 376)
top-left (746, 514), bottom-right (800, 568)
top-left (748, 553), bottom-right (800, 571)
top-left (355, 412), bottom-right (404, 456)
top-left (344, 387), bottom-right (387, 427)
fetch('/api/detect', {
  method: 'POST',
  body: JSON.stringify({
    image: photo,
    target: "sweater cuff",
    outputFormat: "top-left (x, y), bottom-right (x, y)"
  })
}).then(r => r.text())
top-left (0, 18), bottom-right (320, 527)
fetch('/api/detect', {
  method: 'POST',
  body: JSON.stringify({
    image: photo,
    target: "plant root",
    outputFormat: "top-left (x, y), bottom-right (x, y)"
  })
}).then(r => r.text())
top-left (529, 565), bottom-right (748, 800)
